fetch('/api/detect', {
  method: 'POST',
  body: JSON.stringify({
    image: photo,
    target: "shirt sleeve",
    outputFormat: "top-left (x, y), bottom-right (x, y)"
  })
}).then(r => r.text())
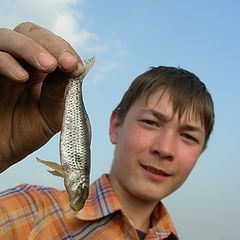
top-left (0, 184), bottom-right (63, 240)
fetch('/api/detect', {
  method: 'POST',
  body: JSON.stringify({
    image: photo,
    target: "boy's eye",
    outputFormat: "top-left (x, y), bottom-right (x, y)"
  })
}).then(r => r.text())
top-left (141, 119), bottom-right (157, 126)
top-left (182, 134), bottom-right (198, 143)
top-left (145, 120), bottom-right (155, 125)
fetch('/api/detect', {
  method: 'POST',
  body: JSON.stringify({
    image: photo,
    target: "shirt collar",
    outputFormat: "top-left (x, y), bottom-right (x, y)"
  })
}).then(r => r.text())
top-left (75, 174), bottom-right (178, 238)
top-left (75, 174), bottom-right (122, 220)
top-left (150, 201), bottom-right (178, 238)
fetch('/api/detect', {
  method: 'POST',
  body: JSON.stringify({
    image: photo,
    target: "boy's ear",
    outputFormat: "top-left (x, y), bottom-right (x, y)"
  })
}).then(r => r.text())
top-left (109, 109), bottom-right (121, 144)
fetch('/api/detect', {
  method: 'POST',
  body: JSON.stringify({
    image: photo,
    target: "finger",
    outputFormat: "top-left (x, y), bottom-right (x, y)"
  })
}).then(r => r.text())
top-left (14, 22), bottom-right (85, 76)
top-left (0, 28), bottom-right (57, 73)
top-left (0, 51), bottom-right (29, 82)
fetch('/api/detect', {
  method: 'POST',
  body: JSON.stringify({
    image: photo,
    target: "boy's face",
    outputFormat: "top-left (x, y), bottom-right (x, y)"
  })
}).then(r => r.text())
top-left (109, 90), bottom-right (205, 203)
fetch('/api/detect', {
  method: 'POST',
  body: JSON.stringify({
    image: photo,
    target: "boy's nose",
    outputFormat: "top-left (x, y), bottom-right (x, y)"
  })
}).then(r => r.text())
top-left (150, 130), bottom-right (175, 161)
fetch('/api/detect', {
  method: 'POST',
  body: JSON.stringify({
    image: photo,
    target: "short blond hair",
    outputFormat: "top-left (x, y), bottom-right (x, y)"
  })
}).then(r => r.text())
top-left (115, 66), bottom-right (214, 149)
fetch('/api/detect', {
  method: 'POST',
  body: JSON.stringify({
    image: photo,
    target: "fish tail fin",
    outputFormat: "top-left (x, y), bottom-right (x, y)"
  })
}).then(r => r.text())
top-left (74, 56), bottom-right (96, 82)
top-left (83, 56), bottom-right (96, 74)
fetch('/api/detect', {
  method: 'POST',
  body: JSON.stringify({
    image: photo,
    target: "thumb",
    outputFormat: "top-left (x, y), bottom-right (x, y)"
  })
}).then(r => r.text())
top-left (39, 71), bottom-right (69, 134)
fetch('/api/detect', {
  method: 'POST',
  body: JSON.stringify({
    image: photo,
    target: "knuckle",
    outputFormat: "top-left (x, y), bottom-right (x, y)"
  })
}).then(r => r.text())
top-left (14, 22), bottom-right (36, 33)
top-left (0, 51), bottom-right (10, 59)
top-left (0, 27), bottom-right (10, 33)
top-left (44, 35), bottom-right (73, 55)
top-left (57, 35), bottom-right (73, 50)
top-left (0, 28), bottom-right (13, 39)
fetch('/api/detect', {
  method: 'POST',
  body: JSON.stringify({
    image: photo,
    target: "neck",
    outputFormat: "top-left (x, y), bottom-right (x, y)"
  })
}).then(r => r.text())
top-left (109, 174), bottom-right (158, 232)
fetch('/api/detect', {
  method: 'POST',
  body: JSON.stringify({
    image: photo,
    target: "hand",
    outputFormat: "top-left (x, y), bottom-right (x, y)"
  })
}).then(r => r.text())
top-left (0, 22), bottom-right (84, 172)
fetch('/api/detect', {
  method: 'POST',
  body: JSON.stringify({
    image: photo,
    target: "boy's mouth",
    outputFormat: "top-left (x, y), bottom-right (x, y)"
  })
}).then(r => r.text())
top-left (141, 164), bottom-right (170, 177)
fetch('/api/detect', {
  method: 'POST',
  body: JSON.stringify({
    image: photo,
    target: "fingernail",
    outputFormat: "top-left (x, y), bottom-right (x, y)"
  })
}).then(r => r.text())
top-left (37, 53), bottom-right (56, 68)
top-left (59, 52), bottom-right (77, 70)
top-left (14, 66), bottom-right (28, 80)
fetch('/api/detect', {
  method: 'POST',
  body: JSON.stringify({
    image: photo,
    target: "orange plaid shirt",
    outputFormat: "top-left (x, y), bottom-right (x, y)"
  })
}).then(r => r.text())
top-left (0, 174), bottom-right (178, 240)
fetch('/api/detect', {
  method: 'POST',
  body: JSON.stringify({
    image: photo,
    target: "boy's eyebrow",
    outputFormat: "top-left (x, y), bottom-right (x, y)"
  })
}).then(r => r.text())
top-left (140, 109), bottom-right (171, 122)
top-left (180, 124), bottom-right (205, 135)
top-left (140, 109), bottom-right (205, 134)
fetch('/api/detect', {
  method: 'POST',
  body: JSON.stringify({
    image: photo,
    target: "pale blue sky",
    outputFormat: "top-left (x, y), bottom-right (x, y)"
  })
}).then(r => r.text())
top-left (1, 0), bottom-right (239, 239)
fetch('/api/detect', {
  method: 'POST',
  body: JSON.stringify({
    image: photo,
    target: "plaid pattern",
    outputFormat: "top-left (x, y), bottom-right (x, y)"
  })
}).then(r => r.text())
top-left (0, 174), bottom-right (178, 240)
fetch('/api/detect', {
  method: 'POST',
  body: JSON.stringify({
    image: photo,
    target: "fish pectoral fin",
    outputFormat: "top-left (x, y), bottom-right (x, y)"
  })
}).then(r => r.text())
top-left (47, 170), bottom-right (64, 178)
top-left (36, 157), bottom-right (65, 178)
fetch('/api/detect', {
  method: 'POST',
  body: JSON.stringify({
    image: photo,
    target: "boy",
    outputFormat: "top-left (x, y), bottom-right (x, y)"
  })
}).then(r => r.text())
top-left (0, 22), bottom-right (214, 240)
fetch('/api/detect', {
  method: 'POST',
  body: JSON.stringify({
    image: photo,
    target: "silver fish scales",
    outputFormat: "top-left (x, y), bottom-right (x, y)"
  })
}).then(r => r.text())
top-left (37, 57), bottom-right (95, 212)
top-left (61, 57), bottom-right (95, 211)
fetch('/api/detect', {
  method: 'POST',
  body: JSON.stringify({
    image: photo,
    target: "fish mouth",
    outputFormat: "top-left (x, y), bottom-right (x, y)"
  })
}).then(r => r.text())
top-left (141, 164), bottom-right (171, 177)
top-left (69, 186), bottom-right (89, 211)
top-left (64, 173), bottom-right (89, 211)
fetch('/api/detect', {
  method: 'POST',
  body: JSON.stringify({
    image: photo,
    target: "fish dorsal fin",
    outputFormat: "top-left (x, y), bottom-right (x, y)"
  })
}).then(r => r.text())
top-left (36, 157), bottom-right (64, 178)
top-left (82, 57), bottom-right (95, 142)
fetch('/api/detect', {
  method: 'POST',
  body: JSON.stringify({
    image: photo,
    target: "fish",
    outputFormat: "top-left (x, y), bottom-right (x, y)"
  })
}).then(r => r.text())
top-left (37, 57), bottom-right (96, 211)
